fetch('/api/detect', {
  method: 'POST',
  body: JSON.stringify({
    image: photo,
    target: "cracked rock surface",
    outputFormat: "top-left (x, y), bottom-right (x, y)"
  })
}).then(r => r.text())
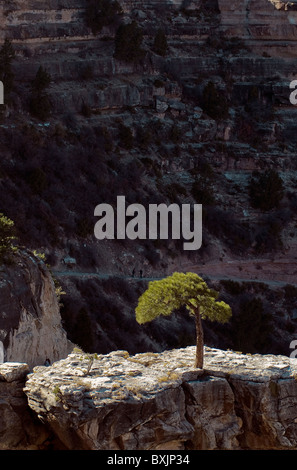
top-left (24, 346), bottom-right (297, 450)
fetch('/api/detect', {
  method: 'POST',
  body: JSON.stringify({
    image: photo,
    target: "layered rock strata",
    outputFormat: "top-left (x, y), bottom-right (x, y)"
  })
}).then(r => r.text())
top-left (218, 0), bottom-right (297, 56)
top-left (24, 346), bottom-right (297, 450)
top-left (0, 250), bottom-right (73, 369)
top-left (0, 362), bottom-right (50, 449)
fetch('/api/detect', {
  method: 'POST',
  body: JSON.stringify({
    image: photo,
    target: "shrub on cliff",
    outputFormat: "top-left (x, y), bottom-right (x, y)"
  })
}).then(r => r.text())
top-left (202, 81), bottom-right (229, 120)
top-left (248, 169), bottom-right (284, 211)
top-left (29, 66), bottom-right (52, 120)
top-left (0, 213), bottom-right (17, 264)
top-left (114, 21), bottom-right (145, 63)
top-left (136, 272), bottom-right (232, 368)
top-left (85, 0), bottom-right (123, 34)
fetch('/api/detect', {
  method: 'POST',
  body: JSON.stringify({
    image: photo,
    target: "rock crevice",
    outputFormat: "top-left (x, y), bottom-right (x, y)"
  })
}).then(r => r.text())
top-left (0, 250), bottom-right (73, 369)
top-left (16, 346), bottom-right (297, 450)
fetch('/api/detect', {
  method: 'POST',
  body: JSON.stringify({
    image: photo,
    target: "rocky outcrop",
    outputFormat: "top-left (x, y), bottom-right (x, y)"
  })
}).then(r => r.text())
top-left (23, 346), bottom-right (297, 450)
top-left (218, 0), bottom-right (297, 56)
top-left (0, 250), bottom-right (73, 369)
top-left (0, 362), bottom-right (50, 449)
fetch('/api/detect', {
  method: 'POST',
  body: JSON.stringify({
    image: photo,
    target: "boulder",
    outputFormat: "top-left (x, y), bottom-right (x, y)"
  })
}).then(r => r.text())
top-left (24, 346), bottom-right (297, 450)
top-left (0, 362), bottom-right (51, 449)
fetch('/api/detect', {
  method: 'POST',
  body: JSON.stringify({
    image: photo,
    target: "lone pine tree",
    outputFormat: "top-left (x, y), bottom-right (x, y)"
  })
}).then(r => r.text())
top-left (136, 272), bottom-right (232, 368)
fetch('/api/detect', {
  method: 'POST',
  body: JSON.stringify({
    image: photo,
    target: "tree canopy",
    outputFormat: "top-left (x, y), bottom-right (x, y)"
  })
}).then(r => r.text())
top-left (29, 66), bottom-right (52, 120)
top-left (0, 213), bottom-right (17, 263)
top-left (114, 21), bottom-right (145, 63)
top-left (85, 0), bottom-right (123, 34)
top-left (136, 272), bottom-right (232, 367)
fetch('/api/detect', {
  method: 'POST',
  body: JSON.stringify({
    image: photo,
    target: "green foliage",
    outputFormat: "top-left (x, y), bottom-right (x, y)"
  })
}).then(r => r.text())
top-left (55, 285), bottom-right (66, 307)
top-left (32, 250), bottom-right (46, 261)
top-left (136, 272), bottom-right (231, 368)
top-left (53, 385), bottom-right (62, 402)
top-left (114, 21), bottom-right (145, 63)
top-left (0, 213), bottom-right (17, 263)
top-left (136, 272), bottom-right (232, 324)
top-left (85, 0), bottom-right (123, 34)
top-left (0, 38), bottom-right (15, 97)
top-left (248, 169), bottom-right (284, 211)
top-left (153, 29), bottom-right (168, 56)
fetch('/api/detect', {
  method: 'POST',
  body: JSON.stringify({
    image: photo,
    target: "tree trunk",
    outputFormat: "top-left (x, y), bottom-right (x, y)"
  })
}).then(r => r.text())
top-left (194, 308), bottom-right (204, 368)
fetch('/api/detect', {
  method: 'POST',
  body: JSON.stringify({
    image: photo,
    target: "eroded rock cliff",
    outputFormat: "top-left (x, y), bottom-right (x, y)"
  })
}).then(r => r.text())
top-left (0, 362), bottom-right (52, 450)
top-left (0, 250), bottom-right (73, 369)
top-left (22, 346), bottom-right (297, 450)
top-left (219, 0), bottom-right (297, 56)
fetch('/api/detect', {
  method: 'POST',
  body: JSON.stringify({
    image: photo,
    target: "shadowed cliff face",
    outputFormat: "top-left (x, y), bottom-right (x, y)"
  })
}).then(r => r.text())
top-left (0, 250), bottom-right (73, 369)
top-left (219, 0), bottom-right (297, 55)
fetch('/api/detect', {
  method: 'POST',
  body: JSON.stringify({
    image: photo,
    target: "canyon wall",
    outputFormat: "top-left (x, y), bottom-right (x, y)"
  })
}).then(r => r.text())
top-left (219, 0), bottom-right (297, 56)
top-left (0, 250), bottom-right (73, 369)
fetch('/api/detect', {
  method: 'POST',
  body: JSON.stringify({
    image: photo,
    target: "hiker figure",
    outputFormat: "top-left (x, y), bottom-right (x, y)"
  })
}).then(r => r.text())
top-left (140, 269), bottom-right (143, 278)
top-left (132, 268), bottom-right (135, 277)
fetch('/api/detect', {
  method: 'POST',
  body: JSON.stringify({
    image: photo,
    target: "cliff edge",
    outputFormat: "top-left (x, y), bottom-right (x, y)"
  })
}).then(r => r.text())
top-left (0, 250), bottom-right (73, 369)
top-left (20, 346), bottom-right (297, 450)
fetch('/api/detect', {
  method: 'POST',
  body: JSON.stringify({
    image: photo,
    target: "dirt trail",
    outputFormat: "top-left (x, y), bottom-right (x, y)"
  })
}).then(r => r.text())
top-left (52, 267), bottom-right (296, 288)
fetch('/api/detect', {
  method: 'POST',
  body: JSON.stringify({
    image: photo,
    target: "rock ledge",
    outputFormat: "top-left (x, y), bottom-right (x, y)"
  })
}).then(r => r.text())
top-left (23, 346), bottom-right (297, 450)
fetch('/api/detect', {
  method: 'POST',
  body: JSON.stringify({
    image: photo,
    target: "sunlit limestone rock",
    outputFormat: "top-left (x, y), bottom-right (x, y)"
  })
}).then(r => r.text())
top-left (24, 346), bottom-right (297, 450)
top-left (0, 250), bottom-right (73, 369)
